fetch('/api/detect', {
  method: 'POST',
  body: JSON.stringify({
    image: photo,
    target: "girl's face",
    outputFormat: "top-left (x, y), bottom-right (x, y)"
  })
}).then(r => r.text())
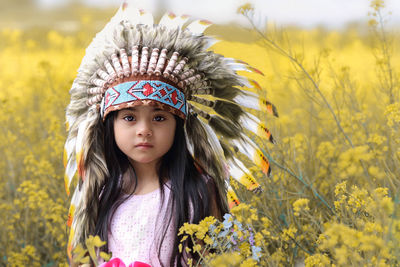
top-left (113, 106), bottom-right (176, 166)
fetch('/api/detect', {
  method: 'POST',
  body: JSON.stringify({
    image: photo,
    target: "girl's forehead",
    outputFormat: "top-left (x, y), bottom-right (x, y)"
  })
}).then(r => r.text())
top-left (120, 106), bottom-right (167, 113)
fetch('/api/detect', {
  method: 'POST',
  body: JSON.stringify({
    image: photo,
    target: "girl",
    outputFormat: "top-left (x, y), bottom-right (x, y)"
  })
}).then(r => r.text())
top-left (96, 106), bottom-right (227, 266)
top-left (64, 2), bottom-right (274, 266)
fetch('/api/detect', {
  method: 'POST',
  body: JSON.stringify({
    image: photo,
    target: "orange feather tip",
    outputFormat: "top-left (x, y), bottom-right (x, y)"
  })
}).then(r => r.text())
top-left (122, 1), bottom-right (128, 10)
top-left (76, 150), bottom-right (85, 180)
top-left (246, 182), bottom-right (260, 191)
top-left (249, 79), bottom-right (261, 90)
top-left (260, 99), bottom-right (278, 117)
top-left (254, 149), bottom-right (271, 176)
top-left (181, 14), bottom-right (190, 19)
top-left (67, 205), bottom-right (75, 227)
top-left (67, 245), bottom-right (72, 262)
top-left (248, 66), bottom-right (264, 76)
top-left (200, 19), bottom-right (213, 26)
top-left (227, 191), bottom-right (240, 209)
top-left (242, 173), bottom-right (260, 191)
top-left (257, 123), bottom-right (274, 143)
top-left (168, 12), bottom-right (176, 19)
top-left (266, 103), bottom-right (275, 117)
top-left (139, 9), bottom-right (146, 15)
top-left (235, 59), bottom-right (248, 65)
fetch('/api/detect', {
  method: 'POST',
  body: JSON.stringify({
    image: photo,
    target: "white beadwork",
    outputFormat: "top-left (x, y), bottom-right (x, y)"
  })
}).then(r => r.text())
top-left (96, 69), bottom-right (113, 84)
top-left (111, 53), bottom-right (124, 78)
top-left (104, 60), bottom-right (117, 81)
top-left (163, 51), bottom-right (179, 77)
top-left (155, 48), bottom-right (168, 76)
top-left (90, 78), bottom-right (107, 88)
top-left (139, 47), bottom-right (149, 75)
top-left (172, 57), bottom-right (188, 76)
top-left (131, 45), bottom-right (140, 75)
top-left (147, 48), bottom-right (160, 75)
top-left (120, 49), bottom-right (131, 77)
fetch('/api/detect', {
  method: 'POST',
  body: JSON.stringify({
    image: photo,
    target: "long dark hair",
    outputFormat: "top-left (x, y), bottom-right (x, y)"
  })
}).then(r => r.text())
top-left (95, 110), bottom-right (228, 266)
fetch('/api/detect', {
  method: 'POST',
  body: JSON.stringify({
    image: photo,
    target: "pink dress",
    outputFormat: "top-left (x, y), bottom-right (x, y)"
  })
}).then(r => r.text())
top-left (107, 183), bottom-right (176, 266)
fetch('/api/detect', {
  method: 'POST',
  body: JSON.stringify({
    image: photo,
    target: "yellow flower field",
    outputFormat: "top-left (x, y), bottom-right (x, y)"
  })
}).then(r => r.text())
top-left (1, 1), bottom-right (399, 266)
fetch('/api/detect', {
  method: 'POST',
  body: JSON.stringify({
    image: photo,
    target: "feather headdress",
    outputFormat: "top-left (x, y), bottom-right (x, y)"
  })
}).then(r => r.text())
top-left (64, 2), bottom-right (277, 258)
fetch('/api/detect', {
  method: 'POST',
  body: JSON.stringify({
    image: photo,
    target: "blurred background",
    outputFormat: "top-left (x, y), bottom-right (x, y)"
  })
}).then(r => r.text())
top-left (2, 0), bottom-right (400, 32)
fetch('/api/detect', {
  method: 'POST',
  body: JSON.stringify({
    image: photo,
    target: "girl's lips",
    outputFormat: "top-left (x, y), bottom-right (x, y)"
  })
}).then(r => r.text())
top-left (135, 143), bottom-right (153, 148)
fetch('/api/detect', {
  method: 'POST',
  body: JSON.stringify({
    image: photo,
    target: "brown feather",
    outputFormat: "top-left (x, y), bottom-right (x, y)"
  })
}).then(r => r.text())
top-left (213, 100), bottom-right (244, 124)
top-left (209, 115), bottom-right (242, 139)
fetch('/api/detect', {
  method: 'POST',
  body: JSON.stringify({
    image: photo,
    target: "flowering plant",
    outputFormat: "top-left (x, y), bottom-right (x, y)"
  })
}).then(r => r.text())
top-left (178, 207), bottom-right (263, 266)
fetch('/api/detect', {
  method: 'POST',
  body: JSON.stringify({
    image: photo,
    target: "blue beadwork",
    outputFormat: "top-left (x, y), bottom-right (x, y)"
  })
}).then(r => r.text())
top-left (103, 80), bottom-right (187, 116)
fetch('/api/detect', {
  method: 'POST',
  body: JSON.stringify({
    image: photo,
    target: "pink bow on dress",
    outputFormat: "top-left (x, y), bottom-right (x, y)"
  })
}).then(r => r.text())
top-left (99, 257), bottom-right (151, 267)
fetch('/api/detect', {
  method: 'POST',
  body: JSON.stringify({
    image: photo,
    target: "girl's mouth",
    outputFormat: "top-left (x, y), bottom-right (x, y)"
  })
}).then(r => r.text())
top-left (135, 143), bottom-right (153, 148)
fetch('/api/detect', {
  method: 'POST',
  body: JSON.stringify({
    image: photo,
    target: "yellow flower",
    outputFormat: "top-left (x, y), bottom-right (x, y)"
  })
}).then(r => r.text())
top-left (334, 181), bottom-right (347, 196)
top-left (193, 244), bottom-right (202, 253)
top-left (204, 235), bottom-right (213, 245)
top-left (240, 258), bottom-right (257, 267)
top-left (370, 0), bottom-right (385, 11)
top-left (293, 198), bottom-right (310, 216)
top-left (237, 3), bottom-right (254, 15)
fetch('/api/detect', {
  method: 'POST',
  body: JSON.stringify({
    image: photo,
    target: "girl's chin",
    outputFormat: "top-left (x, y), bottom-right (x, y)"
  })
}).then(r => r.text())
top-left (129, 157), bottom-right (160, 165)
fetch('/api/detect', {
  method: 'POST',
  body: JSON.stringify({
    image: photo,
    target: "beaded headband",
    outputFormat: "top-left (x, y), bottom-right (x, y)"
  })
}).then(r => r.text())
top-left (101, 78), bottom-right (187, 120)
top-left (87, 47), bottom-right (202, 119)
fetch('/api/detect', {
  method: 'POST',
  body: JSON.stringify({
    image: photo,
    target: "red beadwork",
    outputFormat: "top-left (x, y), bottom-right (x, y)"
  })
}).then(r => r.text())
top-left (142, 83), bottom-right (154, 96)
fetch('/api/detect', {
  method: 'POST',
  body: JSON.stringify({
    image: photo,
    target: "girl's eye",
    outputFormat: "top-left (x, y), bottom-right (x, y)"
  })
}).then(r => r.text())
top-left (123, 115), bottom-right (135, 122)
top-left (153, 115), bottom-right (165, 122)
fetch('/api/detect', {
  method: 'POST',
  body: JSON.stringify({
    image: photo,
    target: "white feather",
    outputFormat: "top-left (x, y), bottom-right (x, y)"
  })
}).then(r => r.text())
top-left (239, 113), bottom-right (259, 133)
top-left (186, 19), bottom-right (212, 35)
top-left (227, 158), bottom-right (259, 190)
top-left (64, 137), bottom-right (76, 162)
top-left (231, 138), bottom-right (255, 161)
top-left (175, 15), bottom-right (190, 28)
top-left (204, 37), bottom-right (220, 49)
top-left (228, 158), bottom-right (247, 177)
top-left (226, 63), bottom-right (251, 72)
top-left (199, 119), bottom-right (225, 157)
top-left (120, 4), bottom-right (141, 25)
top-left (75, 116), bottom-right (90, 159)
top-left (159, 12), bottom-right (181, 30)
top-left (234, 93), bottom-right (261, 110)
top-left (238, 77), bottom-right (262, 90)
top-left (137, 9), bottom-right (154, 27)
top-left (65, 160), bottom-right (77, 192)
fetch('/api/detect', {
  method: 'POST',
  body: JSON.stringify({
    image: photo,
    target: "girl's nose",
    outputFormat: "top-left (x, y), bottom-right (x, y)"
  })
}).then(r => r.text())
top-left (137, 121), bottom-right (152, 137)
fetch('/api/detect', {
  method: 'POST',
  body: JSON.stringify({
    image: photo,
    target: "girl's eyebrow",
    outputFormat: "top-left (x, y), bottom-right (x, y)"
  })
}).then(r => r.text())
top-left (123, 108), bottom-right (163, 111)
top-left (123, 108), bottom-right (136, 112)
